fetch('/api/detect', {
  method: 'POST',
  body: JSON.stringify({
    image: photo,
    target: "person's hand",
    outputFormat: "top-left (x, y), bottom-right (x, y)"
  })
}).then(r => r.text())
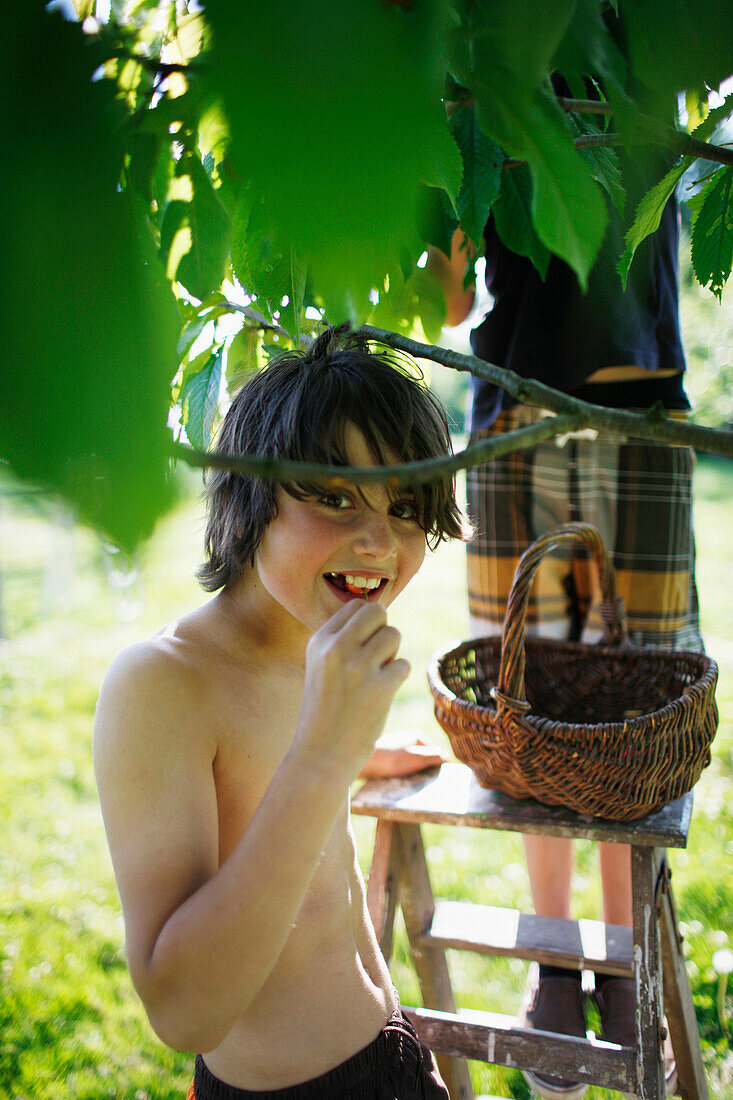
top-left (358, 729), bottom-right (449, 779)
top-left (294, 600), bottom-right (410, 780)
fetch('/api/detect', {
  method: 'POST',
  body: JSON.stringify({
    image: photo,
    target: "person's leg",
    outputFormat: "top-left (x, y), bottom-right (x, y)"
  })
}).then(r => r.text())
top-left (598, 842), bottom-right (632, 926)
top-left (524, 834), bottom-right (574, 919)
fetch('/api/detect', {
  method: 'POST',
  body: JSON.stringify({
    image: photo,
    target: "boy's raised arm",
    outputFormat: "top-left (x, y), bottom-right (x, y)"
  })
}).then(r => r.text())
top-left (94, 600), bottom-right (408, 1054)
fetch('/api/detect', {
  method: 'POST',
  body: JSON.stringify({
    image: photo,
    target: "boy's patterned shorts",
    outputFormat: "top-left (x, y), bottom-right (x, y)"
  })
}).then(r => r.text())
top-left (466, 406), bottom-right (703, 652)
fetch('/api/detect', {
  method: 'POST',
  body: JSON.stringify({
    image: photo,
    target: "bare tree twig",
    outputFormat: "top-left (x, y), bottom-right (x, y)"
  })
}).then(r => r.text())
top-left (171, 415), bottom-right (580, 484)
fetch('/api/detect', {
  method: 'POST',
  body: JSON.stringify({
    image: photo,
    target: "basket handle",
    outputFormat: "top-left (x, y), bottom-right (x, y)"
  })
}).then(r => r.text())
top-left (493, 522), bottom-right (628, 715)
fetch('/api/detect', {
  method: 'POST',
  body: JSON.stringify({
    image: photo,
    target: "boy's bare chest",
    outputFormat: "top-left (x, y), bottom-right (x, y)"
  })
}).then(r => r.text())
top-left (208, 665), bottom-right (308, 858)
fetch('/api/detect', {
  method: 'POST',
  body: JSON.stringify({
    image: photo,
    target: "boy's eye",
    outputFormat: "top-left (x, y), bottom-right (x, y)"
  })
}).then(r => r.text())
top-left (389, 499), bottom-right (418, 521)
top-left (318, 491), bottom-right (352, 510)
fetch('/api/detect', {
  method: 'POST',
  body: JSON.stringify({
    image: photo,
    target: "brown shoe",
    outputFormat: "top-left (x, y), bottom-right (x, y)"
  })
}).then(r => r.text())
top-left (521, 972), bottom-right (588, 1100)
top-left (594, 977), bottom-right (678, 1097)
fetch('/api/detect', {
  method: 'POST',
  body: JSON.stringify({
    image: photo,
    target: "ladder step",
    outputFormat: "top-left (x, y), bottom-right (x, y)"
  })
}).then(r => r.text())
top-left (403, 1005), bottom-right (635, 1093)
top-left (421, 899), bottom-right (633, 976)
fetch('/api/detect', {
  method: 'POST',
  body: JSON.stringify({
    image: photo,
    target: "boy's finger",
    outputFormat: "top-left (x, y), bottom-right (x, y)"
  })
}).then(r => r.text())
top-left (329, 601), bottom-right (388, 645)
top-left (378, 656), bottom-right (411, 690)
top-left (319, 597), bottom-right (365, 634)
top-left (362, 623), bottom-right (402, 668)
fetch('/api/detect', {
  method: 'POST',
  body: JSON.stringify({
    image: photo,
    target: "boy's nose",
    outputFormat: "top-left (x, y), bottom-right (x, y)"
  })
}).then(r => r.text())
top-left (351, 513), bottom-right (398, 560)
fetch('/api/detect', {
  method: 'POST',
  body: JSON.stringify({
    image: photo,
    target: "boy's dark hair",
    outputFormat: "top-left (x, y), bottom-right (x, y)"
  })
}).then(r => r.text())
top-left (198, 325), bottom-right (466, 592)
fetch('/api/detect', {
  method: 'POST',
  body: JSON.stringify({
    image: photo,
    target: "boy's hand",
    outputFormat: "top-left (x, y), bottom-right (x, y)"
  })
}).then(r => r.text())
top-left (358, 729), bottom-right (449, 779)
top-left (295, 600), bottom-right (410, 779)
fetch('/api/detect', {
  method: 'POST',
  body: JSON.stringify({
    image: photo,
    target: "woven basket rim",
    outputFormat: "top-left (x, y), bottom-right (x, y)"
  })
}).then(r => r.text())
top-left (427, 635), bottom-right (719, 736)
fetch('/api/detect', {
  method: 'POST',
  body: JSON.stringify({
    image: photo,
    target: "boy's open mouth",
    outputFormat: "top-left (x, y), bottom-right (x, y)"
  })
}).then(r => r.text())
top-left (323, 572), bottom-right (389, 600)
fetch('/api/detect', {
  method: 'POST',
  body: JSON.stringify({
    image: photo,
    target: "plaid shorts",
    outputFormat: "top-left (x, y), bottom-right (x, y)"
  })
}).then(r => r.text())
top-left (466, 406), bottom-right (703, 651)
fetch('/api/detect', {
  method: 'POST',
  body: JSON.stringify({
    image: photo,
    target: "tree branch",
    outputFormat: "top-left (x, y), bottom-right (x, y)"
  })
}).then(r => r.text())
top-left (172, 415), bottom-right (580, 485)
top-left (218, 301), bottom-right (291, 339)
top-left (359, 325), bottom-right (733, 458)
top-left (170, 309), bottom-right (733, 488)
top-left (504, 131), bottom-right (733, 170)
top-left (557, 97), bottom-right (614, 115)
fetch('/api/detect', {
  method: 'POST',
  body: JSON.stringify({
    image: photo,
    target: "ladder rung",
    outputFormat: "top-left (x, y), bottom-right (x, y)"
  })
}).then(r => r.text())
top-left (403, 1004), bottom-right (635, 1092)
top-left (421, 899), bottom-right (633, 976)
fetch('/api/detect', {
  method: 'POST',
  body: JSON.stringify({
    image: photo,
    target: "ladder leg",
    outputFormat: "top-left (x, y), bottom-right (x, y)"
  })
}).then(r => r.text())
top-left (396, 822), bottom-right (476, 1100)
top-left (658, 865), bottom-right (709, 1100)
top-left (366, 819), bottom-right (402, 964)
top-left (631, 846), bottom-right (667, 1100)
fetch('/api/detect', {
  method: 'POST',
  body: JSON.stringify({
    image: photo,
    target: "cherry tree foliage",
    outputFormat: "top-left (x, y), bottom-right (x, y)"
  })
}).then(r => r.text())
top-left (2, 0), bottom-right (732, 548)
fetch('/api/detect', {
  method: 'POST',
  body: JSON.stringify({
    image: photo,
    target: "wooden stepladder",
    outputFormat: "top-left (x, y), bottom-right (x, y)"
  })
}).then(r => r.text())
top-left (352, 763), bottom-right (709, 1100)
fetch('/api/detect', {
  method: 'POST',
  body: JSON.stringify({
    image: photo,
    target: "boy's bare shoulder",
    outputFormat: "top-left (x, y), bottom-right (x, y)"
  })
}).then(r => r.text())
top-left (94, 606), bottom-right (224, 758)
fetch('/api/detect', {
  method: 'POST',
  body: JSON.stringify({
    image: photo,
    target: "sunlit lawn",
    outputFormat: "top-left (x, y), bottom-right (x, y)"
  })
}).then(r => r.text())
top-left (1, 458), bottom-right (731, 1099)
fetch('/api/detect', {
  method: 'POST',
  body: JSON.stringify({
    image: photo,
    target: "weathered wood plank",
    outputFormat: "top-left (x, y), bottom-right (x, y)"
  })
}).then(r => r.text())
top-left (352, 763), bottom-right (692, 848)
top-left (631, 846), bottom-right (666, 1099)
top-left (659, 867), bottom-right (709, 1100)
top-left (402, 1005), bottom-right (636, 1092)
top-left (395, 823), bottom-right (475, 1100)
top-left (424, 899), bottom-right (633, 975)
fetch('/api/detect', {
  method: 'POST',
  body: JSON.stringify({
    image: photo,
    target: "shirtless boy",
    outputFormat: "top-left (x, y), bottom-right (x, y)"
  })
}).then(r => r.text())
top-left (94, 326), bottom-right (465, 1099)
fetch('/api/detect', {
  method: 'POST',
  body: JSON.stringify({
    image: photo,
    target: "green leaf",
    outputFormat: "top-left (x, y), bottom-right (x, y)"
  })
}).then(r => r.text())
top-left (689, 167), bottom-right (733, 301)
top-left (413, 267), bottom-right (446, 344)
top-left (622, 1), bottom-right (733, 116)
top-left (418, 186), bottom-right (459, 258)
top-left (567, 112), bottom-right (625, 213)
top-left (205, 0), bottom-right (459, 323)
top-left (551, 0), bottom-right (625, 101)
top-left (171, 154), bottom-right (231, 301)
top-left (462, 66), bottom-right (607, 287)
top-left (283, 247), bottom-right (307, 343)
top-left (492, 166), bottom-right (550, 280)
top-left (689, 92), bottom-right (733, 143)
top-left (225, 327), bottom-right (260, 391)
top-left (127, 130), bottom-right (161, 204)
top-left (525, 91), bottom-right (608, 289)
top-left (617, 159), bottom-right (691, 287)
top-left (460, 0), bottom-right (577, 88)
top-left (231, 193), bottom-right (291, 308)
top-left (0, 5), bottom-right (179, 551)
top-left (421, 122), bottom-right (464, 203)
top-left (449, 106), bottom-right (503, 250)
top-left (262, 342), bottom-right (288, 363)
top-left (137, 89), bottom-right (201, 134)
top-left (176, 309), bottom-right (233, 362)
top-left (181, 350), bottom-right (224, 449)
top-left (367, 269), bottom-right (418, 334)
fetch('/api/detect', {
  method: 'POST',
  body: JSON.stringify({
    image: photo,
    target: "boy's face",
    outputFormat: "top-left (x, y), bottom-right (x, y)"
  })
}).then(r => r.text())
top-left (254, 423), bottom-right (426, 636)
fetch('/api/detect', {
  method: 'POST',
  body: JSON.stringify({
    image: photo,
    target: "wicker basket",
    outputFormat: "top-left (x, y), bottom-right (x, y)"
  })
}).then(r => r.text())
top-left (428, 522), bottom-right (719, 821)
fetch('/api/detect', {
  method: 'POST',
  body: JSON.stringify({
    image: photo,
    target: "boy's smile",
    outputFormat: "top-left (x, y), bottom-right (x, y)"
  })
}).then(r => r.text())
top-left (323, 571), bottom-right (389, 601)
top-left (251, 423), bottom-right (426, 639)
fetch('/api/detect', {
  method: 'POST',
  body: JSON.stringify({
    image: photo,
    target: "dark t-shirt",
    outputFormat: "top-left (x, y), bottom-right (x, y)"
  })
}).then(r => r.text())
top-left (470, 156), bottom-right (689, 430)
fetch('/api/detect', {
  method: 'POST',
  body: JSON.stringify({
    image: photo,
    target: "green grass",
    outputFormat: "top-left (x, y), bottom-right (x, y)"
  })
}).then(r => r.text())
top-left (0, 458), bottom-right (731, 1099)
